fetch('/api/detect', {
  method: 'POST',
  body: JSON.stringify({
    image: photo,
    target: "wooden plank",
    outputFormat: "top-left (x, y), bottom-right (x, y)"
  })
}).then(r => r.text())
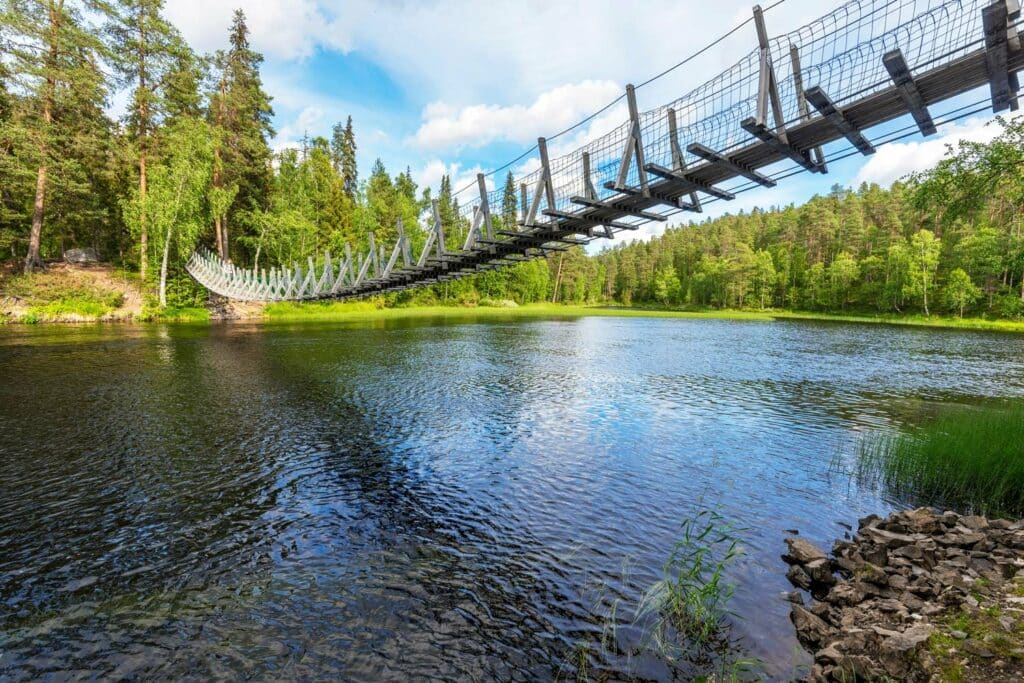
top-left (686, 143), bottom-right (777, 187)
top-left (741, 118), bottom-right (824, 173)
top-left (570, 195), bottom-right (667, 221)
top-left (644, 163), bottom-right (735, 200)
top-left (804, 86), bottom-right (875, 155)
top-left (883, 49), bottom-right (936, 136)
top-left (983, 1), bottom-right (1019, 112)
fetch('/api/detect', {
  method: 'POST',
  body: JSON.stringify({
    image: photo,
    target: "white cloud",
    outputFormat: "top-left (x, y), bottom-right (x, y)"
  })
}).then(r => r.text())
top-left (164, 0), bottom-right (826, 104)
top-left (852, 114), bottom-right (1015, 187)
top-left (271, 105), bottom-right (326, 153)
top-left (163, 0), bottom-right (350, 60)
top-left (411, 80), bottom-right (621, 150)
top-left (413, 160), bottom-right (490, 200)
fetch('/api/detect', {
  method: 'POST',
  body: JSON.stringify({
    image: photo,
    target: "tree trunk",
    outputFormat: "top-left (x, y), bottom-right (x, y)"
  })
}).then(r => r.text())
top-left (25, 164), bottom-right (47, 273)
top-left (137, 10), bottom-right (149, 283)
top-left (551, 254), bottom-right (564, 303)
top-left (214, 214), bottom-right (223, 257)
top-left (25, 2), bottom-right (59, 274)
top-left (159, 224), bottom-right (172, 306)
top-left (139, 151), bottom-right (148, 280)
top-left (221, 215), bottom-right (229, 262)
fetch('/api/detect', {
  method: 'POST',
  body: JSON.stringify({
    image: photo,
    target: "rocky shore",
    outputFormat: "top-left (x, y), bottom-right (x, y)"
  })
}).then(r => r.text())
top-left (783, 508), bottom-right (1024, 681)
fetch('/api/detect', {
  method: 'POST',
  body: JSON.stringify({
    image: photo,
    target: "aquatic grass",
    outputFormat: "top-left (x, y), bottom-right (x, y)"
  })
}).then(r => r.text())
top-left (855, 403), bottom-right (1024, 517)
top-left (635, 510), bottom-right (745, 654)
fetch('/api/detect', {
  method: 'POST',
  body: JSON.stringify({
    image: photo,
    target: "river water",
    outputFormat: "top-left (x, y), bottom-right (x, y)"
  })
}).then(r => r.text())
top-left (2, 315), bottom-right (1023, 680)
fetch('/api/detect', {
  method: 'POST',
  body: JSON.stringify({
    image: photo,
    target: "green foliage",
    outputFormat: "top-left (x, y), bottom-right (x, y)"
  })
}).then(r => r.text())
top-left (636, 510), bottom-right (744, 652)
top-left (856, 403), bottom-right (1024, 517)
top-left (942, 268), bottom-right (982, 318)
top-left (590, 118), bottom-right (1024, 319)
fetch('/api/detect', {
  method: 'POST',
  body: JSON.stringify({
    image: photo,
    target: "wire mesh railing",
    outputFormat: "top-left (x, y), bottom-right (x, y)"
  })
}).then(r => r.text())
top-left (188, 0), bottom-right (1020, 301)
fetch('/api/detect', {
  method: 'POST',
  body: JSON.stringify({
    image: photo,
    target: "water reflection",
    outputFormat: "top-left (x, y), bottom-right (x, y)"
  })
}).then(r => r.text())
top-left (2, 317), bottom-right (1024, 679)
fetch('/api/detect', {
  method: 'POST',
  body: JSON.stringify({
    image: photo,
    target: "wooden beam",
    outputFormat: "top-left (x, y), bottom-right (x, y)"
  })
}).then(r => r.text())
top-left (581, 151), bottom-right (599, 200)
top-left (804, 86), bottom-right (875, 155)
top-left (543, 209), bottom-right (641, 232)
top-left (883, 49), bottom-right (936, 136)
top-left (686, 143), bottom-right (776, 187)
top-left (753, 5), bottom-right (787, 139)
top-left (644, 163), bottom-right (736, 201)
top-left (525, 136), bottom-right (556, 226)
top-left (983, 0), bottom-right (1020, 112)
top-left (600, 181), bottom-right (696, 211)
top-left (476, 173), bottom-right (494, 240)
top-left (789, 44), bottom-right (826, 169)
top-left (667, 107), bottom-right (701, 212)
top-left (570, 195), bottom-right (667, 221)
top-left (740, 117), bottom-right (825, 173)
top-left (610, 84), bottom-right (650, 195)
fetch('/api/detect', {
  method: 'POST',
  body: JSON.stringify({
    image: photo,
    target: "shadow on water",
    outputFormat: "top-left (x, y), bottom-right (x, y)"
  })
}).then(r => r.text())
top-left (4, 316), bottom-right (1024, 679)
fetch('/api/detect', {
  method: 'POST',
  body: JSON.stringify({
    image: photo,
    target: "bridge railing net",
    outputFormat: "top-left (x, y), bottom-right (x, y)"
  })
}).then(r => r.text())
top-left (452, 0), bottom-right (989, 236)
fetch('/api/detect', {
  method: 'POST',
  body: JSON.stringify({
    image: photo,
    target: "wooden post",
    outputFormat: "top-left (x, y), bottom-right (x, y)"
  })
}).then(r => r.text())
top-left (525, 137), bottom-right (555, 227)
top-left (610, 84), bottom-right (649, 196)
top-left (476, 173), bottom-right (494, 240)
top-left (753, 5), bottom-right (787, 137)
top-left (789, 45), bottom-right (826, 167)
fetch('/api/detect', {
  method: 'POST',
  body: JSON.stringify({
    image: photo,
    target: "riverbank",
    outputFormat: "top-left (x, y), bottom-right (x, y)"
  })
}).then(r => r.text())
top-left (784, 508), bottom-right (1024, 681)
top-left (6, 261), bottom-right (1024, 333)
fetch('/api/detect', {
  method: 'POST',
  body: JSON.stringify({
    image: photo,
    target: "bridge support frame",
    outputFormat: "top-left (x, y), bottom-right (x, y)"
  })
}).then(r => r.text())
top-left (606, 84), bottom-right (650, 197)
top-left (983, 0), bottom-right (1021, 112)
top-left (884, 49), bottom-right (937, 136)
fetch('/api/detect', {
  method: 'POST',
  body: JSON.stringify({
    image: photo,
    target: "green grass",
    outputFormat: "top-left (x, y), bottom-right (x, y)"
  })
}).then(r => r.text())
top-left (773, 310), bottom-right (1024, 334)
top-left (261, 299), bottom-right (1024, 334)
top-left (147, 306), bottom-right (210, 323)
top-left (636, 510), bottom-right (745, 651)
top-left (856, 402), bottom-right (1024, 516)
top-left (263, 300), bottom-right (779, 323)
top-left (24, 298), bottom-right (118, 321)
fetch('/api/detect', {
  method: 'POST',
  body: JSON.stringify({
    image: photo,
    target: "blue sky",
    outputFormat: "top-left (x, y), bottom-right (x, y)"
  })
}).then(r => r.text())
top-left (163, 0), bottom-right (1008, 244)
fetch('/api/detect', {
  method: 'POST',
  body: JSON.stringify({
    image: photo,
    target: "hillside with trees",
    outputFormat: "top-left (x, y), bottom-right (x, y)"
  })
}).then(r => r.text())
top-left (1, 1), bottom-right (1022, 321)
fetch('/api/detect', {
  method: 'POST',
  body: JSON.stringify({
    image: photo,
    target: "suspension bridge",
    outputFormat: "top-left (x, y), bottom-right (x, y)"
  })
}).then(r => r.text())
top-left (188, 0), bottom-right (1022, 303)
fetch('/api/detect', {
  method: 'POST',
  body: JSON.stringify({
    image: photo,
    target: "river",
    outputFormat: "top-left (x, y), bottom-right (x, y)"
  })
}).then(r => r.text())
top-left (2, 315), bottom-right (1023, 680)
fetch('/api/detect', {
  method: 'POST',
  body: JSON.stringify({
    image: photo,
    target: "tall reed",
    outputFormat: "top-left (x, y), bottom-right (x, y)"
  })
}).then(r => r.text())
top-left (856, 403), bottom-right (1024, 517)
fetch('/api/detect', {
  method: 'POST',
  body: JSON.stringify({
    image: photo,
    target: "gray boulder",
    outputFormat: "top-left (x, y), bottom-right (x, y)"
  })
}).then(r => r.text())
top-left (64, 247), bottom-right (100, 263)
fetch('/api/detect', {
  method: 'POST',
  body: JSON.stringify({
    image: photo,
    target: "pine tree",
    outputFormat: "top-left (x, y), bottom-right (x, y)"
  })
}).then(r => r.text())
top-left (107, 0), bottom-right (184, 281)
top-left (501, 170), bottom-right (517, 228)
top-left (340, 116), bottom-right (357, 198)
top-left (209, 9), bottom-right (274, 262)
top-left (163, 49), bottom-right (205, 123)
top-left (5, 0), bottom-right (111, 272)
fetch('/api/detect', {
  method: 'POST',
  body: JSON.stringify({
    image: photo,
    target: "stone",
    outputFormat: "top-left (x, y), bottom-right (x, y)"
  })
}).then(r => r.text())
top-left (791, 605), bottom-right (834, 648)
top-left (827, 582), bottom-right (865, 606)
top-left (859, 513), bottom-right (882, 530)
top-left (950, 629), bottom-right (967, 640)
top-left (863, 526), bottom-right (917, 548)
top-left (782, 590), bottom-right (804, 605)
top-left (805, 558), bottom-right (837, 587)
top-left (784, 536), bottom-right (827, 564)
top-left (63, 247), bottom-right (100, 263)
top-left (904, 508), bottom-right (942, 534)
top-left (962, 515), bottom-right (989, 530)
top-left (787, 563), bottom-right (812, 590)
